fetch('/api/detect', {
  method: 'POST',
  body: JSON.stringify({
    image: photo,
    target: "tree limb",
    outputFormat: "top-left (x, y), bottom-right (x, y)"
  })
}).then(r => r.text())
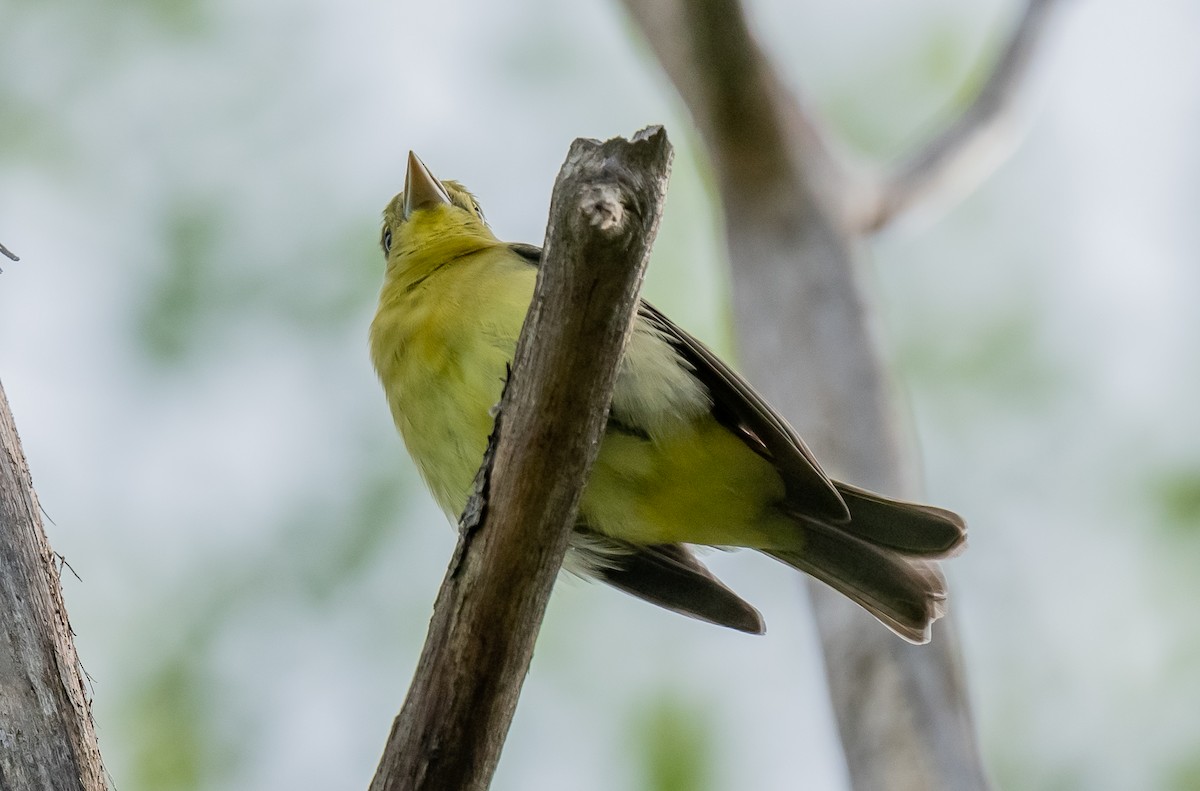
top-left (0, 241), bottom-right (17, 262)
top-left (852, 0), bottom-right (1064, 232)
top-left (0, 379), bottom-right (109, 791)
top-left (618, 0), bottom-right (1033, 788)
top-left (618, 0), bottom-right (851, 217)
top-left (368, 128), bottom-right (672, 791)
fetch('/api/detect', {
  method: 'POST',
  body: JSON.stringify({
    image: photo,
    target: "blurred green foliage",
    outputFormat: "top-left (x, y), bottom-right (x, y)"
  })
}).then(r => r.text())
top-left (898, 300), bottom-right (1067, 408)
top-left (286, 466), bottom-right (413, 602)
top-left (1168, 753), bottom-right (1200, 791)
top-left (137, 199), bottom-right (225, 363)
top-left (1155, 469), bottom-right (1200, 535)
top-left (122, 654), bottom-right (254, 791)
top-left (633, 694), bottom-right (716, 791)
top-left (0, 92), bottom-right (72, 164)
top-left (134, 187), bottom-right (384, 366)
top-left (125, 659), bottom-right (212, 790)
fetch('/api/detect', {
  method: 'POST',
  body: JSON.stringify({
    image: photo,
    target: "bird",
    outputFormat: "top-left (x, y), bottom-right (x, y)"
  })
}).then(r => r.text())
top-left (369, 151), bottom-right (966, 644)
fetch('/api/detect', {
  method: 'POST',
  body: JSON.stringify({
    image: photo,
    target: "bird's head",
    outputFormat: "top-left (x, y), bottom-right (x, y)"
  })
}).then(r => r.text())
top-left (380, 152), bottom-right (496, 270)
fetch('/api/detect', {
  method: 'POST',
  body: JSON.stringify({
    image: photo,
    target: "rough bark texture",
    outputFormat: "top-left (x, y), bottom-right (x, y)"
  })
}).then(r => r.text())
top-left (369, 128), bottom-right (673, 791)
top-left (0, 379), bottom-right (108, 791)
top-left (619, 0), bottom-right (1061, 788)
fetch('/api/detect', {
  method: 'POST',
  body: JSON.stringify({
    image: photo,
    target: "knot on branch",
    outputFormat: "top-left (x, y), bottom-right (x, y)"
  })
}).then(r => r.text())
top-left (580, 183), bottom-right (626, 234)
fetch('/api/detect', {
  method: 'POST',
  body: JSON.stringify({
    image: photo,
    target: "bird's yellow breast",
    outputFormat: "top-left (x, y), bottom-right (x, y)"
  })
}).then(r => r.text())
top-left (370, 244), bottom-right (533, 514)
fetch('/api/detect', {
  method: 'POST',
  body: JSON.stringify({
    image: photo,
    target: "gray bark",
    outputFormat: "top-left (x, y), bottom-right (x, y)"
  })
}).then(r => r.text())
top-left (0, 379), bottom-right (108, 791)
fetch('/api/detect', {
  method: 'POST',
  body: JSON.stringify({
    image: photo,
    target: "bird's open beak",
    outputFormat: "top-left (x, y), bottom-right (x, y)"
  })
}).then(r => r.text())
top-left (403, 151), bottom-right (452, 220)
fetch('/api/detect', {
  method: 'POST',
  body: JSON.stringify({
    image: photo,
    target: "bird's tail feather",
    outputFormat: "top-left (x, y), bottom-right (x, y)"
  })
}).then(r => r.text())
top-left (767, 531), bottom-right (945, 644)
top-left (769, 487), bottom-right (966, 644)
top-left (833, 482), bottom-right (966, 557)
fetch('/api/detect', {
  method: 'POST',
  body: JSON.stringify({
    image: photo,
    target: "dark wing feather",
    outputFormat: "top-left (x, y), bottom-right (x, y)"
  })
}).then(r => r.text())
top-left (508, 243), bottom-right (543, 265)
top-left (589, 540), bottom-right (764, 634)
top-left (508, 242), bottom-right (848, 523)
top-left (637, 301), bottom-right (850, 523)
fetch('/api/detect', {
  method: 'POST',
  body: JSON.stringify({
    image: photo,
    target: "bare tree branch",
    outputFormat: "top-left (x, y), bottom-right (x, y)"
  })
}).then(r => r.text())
top-left (1, 379), bottom-right (109, 791)
top-left (617, 0), bottom-right (1035, 788)
top-left (618, 0), bottom-right (851, 216)
top-left (0, 241), bottom-right (17, 261)
top-left (852, 0), bottom-right (1064, 232)
top-left (369, 128), bottom-right (672, 791)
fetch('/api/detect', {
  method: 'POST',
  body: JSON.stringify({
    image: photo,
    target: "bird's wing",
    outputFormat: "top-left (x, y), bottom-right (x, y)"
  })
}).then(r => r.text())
top-left (637, 301), bottom-right (850, 523)
top-left (575, 533), bottom-right (765, 634)
top-left (507, 242), bottom-right (848, 523)
top-left (508, 242), bottom-right (545, 264)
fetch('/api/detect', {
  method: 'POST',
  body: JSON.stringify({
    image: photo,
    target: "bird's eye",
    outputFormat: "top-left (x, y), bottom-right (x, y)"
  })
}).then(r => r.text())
top-left (472, 201), bottom-right (485, 222)
top-left (382, 228), bottom-right (393, 256)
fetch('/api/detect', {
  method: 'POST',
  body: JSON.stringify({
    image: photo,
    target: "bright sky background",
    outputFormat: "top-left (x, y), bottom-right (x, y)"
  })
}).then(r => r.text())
top-left (2, 0), bottom-right (1198, 789)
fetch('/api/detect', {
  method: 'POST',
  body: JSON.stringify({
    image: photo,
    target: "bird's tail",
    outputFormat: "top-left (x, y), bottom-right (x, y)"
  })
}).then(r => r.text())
top-left (767, 483), bottom-right (966, 644)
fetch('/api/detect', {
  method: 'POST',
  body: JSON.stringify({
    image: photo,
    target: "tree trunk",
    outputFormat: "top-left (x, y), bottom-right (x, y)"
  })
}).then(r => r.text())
top-left (0, 379), bottom-right (108, 791)
top-left (619, 0), bottom-right (1060, 786)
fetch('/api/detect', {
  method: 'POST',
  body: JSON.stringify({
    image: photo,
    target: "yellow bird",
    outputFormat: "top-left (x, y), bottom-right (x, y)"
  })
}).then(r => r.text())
top-left (370, 152), bottom-right (966, 643)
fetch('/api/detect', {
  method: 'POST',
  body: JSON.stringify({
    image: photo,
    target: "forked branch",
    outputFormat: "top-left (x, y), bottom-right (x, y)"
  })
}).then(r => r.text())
top-left (853, 0), bottom-right (1064, 231)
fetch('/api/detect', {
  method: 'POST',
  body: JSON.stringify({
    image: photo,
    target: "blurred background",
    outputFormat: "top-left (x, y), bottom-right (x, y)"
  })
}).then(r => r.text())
top-left (2, 0), bottom-right (1199, 788)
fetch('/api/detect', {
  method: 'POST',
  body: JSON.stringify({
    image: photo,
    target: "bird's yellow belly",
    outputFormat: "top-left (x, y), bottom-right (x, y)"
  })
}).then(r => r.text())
top-left (378, 266), bottom-right (526, 516)
top-left (391, 348), bottom-right (501, 516)
top-left (583, 420), bottom-right (789, 548)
